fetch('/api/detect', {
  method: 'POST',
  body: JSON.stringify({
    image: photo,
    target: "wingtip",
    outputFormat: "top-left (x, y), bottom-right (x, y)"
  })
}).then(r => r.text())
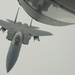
top-left (51, 33), bottom-right (53, 35)
top-left (46, 33), bottom-right (53, 36)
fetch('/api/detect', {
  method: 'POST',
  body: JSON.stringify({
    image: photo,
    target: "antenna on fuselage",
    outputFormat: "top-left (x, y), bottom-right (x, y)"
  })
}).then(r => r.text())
top-left (30, 18), bottom-right (33, 27)
top-left (14, 8), bottom-right (20, 23)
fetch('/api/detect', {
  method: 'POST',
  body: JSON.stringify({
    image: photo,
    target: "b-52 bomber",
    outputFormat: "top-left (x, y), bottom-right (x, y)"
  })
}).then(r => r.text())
top-left (0, 8), bottom-right (52, 72)
top-left (0, 0), bottom-right (75, 73)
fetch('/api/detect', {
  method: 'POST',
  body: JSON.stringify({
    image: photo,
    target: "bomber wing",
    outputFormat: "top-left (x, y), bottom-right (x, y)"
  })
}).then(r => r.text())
top-left (0, 20), bottom-right (14, 30)
top-left (23, 28), bottom-right (53, 36)
top-left (0, 8), bottom-right (20, 30)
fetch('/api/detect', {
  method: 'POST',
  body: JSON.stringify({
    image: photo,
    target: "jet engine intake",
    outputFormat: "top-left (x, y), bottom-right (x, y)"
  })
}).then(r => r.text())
top-left (6, 29), bottom-right (16, 41)
top-left (22, 34), bottom-right (31, 45)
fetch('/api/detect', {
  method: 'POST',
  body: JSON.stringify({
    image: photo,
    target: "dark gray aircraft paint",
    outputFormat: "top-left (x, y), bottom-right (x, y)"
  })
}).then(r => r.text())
top-left (18, 0), bottom-right (74, 26)
top-left (52, 0), bottom-right (75, 14)
top-left (6, 32), bottom-right (22, 72)
top-left (0, 8), bottom-right (52, 72)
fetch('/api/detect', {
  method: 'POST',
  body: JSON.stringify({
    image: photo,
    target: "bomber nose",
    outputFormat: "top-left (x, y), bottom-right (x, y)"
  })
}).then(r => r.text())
top-left (6, 32), bottom-right (23, 72)
top-left (6, 42), bottom-right (22, 72)
top-left (6, 65), bottom-right (12, 73)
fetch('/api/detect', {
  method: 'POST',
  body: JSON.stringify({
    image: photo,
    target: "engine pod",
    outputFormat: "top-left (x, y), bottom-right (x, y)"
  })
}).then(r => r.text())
top-left (18, 0), bottom-right (74, 26)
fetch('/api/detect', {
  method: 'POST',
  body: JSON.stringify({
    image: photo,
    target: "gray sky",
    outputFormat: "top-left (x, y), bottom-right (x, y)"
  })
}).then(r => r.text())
top-left (0, 0), bottom-right (75, 75)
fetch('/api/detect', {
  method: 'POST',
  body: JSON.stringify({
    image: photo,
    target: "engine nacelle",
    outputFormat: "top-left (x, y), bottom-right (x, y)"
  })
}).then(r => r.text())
top-left (33, 36), bottom-right (40, 41)
top-left (6, 29), bottom-right (16, 41)
top-left (22, 34), bottom-right (31, 45)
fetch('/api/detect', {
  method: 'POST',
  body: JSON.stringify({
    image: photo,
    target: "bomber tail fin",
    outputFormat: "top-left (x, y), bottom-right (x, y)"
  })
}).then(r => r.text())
top-left (30, 18), bottom-right (33, 27)
top-left (14, 8), bottom-right (20, 23)
top-left (6, 8), bottom-right (20, 24)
